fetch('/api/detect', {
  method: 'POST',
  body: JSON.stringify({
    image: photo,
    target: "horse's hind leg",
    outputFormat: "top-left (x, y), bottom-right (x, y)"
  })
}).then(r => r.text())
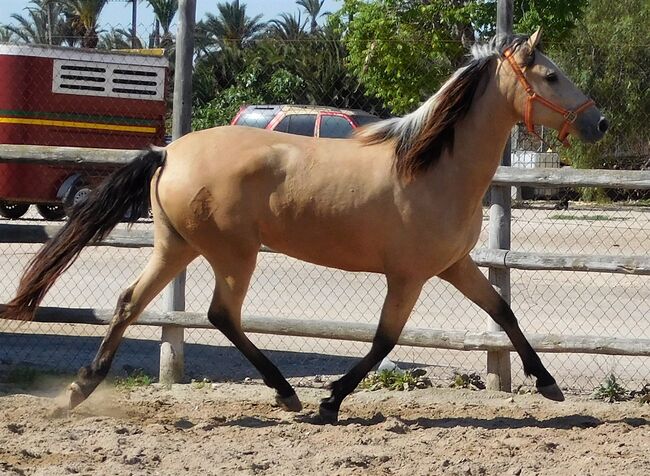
top-left (439, 255), bottom-right (564, 401)
top-left (205, 249), bottom-right (301, 412)
top-left (68, 230), bottom-right (197, 409)
top-left (319, 275), bottom-right (424, 422)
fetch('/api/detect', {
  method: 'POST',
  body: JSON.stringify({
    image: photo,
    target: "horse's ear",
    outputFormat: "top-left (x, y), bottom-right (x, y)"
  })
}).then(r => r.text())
top-left (527, 27), bottom-right (543, 51)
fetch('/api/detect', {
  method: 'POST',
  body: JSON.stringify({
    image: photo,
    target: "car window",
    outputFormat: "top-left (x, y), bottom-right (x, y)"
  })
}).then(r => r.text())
top-left (236, 111), bottom-right (275, 128)
top-left (275, 116), bottom-right (290, 133)
top-left (287, 114), bottom-right (317, 136)
top-left (353, 115), bottom-right (382, 127)
top-left (320, 115), bottom-right (354, 138)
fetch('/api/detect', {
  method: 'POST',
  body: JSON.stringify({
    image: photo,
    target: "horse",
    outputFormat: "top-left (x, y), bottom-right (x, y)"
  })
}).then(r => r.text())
top-left (2, 29), bottom-right (607, 422)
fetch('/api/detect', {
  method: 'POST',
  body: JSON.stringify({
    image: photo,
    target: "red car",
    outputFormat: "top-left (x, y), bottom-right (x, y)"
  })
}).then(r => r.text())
top-left (231, 104), bottom-right (381, 138)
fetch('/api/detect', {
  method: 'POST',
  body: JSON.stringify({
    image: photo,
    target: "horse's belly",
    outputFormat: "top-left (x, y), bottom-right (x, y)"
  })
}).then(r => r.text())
top-left (260, 221), bottom-right (385, 273)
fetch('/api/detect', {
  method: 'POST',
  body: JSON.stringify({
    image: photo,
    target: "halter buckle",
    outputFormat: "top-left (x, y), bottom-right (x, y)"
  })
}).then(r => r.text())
top-left (563, 110), bottom-right (578, 123)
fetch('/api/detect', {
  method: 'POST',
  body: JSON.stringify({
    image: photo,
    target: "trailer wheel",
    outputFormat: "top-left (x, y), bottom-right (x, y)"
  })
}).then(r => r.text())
top-left (36, 203), bottom-right (66, 221)
top-left (0, 201), bottom-right (30, 219)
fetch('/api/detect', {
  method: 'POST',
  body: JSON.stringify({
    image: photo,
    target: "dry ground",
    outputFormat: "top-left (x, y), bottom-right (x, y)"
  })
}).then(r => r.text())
top-left (0, 381), bottom-right (649, 476)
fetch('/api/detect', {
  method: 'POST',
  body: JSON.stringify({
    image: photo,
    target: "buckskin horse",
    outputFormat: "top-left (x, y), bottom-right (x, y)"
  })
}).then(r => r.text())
top-left (3, 30), bottom-right (608, 422)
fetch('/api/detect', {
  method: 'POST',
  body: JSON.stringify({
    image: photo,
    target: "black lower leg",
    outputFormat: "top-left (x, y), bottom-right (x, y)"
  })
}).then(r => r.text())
top-left (320, 335), bottom-right (395, 421)
top-left (209, 308), bottom-right (296, 401)
top-left (493, 299), bottom-right (555, 387)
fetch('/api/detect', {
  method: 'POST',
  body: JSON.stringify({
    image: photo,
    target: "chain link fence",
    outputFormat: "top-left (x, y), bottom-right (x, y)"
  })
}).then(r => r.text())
top-left (0, 28), bottom-right (648, 394)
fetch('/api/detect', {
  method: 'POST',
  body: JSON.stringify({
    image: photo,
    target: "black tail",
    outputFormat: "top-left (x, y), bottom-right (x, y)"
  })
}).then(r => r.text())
top-left (2, 147), bottom-right (166, 321)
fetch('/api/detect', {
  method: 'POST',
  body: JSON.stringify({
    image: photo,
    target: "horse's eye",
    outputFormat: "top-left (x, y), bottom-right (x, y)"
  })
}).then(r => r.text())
top-left (545, 72), bottom-right (558, 83)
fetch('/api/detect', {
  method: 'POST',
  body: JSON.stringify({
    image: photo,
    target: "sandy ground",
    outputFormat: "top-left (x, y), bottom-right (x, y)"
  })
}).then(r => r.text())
top-left (0, 380), bottom-right (649, 476)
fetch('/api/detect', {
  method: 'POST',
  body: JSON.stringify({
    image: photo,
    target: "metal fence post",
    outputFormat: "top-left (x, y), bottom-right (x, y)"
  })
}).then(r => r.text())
top-left (159, 0), bottom-right (196, 386)
top-left (486, 0), bottom-right (513, 393)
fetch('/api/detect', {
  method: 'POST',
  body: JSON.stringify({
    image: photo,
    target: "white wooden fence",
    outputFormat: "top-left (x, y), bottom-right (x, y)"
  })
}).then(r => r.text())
top-left (1, 144), bottom-right (650, 389)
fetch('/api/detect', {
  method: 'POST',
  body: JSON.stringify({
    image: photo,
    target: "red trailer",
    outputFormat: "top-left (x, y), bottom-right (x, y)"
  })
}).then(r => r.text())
top-left (0, 44), bottom-right (168, 219)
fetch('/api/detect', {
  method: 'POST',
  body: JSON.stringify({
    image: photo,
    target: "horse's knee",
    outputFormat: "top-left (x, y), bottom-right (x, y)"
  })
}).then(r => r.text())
top-left (207, 305), bottom-right (235, 332)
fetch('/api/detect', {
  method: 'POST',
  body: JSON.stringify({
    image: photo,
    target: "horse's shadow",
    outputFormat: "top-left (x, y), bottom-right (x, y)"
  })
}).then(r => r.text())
top-left (292, 412), bottom-right (649, 430)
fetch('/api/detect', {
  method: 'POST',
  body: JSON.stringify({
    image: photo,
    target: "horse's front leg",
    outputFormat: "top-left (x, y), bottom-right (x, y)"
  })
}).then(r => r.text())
top-left (439, 255), bottom-right (564, 401)
top-left (319, 275), bottom-right (425, 423)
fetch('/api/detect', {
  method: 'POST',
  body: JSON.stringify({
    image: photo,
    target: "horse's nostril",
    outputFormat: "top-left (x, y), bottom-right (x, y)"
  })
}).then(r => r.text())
top-left (598, 117), bottom-right (609, 133)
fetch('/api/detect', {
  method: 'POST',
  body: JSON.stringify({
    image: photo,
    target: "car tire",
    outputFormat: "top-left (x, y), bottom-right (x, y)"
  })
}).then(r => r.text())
top-left (63, 183), bottom-right (92, 217)
top-left (36, 203), bottom-right (66, 221)
top-left (0, 201), bottom-right (30, 219)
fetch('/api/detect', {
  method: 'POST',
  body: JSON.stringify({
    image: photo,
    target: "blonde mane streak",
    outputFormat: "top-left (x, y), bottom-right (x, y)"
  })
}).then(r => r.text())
top-left (356, 39), bottom-right (501, 153)
top-left (355, 68), bottom-right (465, 148)
top-left (356, 55), bottom-right (493, 179)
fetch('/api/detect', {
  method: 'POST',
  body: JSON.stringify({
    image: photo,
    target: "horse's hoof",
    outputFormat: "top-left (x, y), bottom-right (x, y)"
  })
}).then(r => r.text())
top-left (537, 383), bottom-right (565, 402)
top-left (318, 405), bottom-right (339, 424)
top-left (68, 382), bottom-right (86, 410)
top-left (276, 393), bottom-right (303, 412)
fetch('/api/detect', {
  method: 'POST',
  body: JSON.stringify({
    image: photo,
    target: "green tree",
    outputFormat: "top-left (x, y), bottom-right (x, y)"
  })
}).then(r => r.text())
top-left (268, 12), bottom-right (308, 41)
top-left (192, 60), bottom-right (305, 130)
top-left (0, 26), bottom-right (14, 43)
top-left (297, 0), bottom-right (326, 34)
top-left (194, 0), bottom-right (266, 101)
top-left (99, 27), bottom-right (143, 49)
top-left (197, 0), bottom-right (265, 53)
top-left (147, 0), bottom-right (178, 47)
top-left (551, 0), bottom-right (649, 173)
top-left (514, 0), bottom-right (587, 43)
top-left (61, 0), bottom-right (108, 48)
top-left (3, 0), bottom-right (69, 45)
top-left (336, 0), bottom-right (587, 115)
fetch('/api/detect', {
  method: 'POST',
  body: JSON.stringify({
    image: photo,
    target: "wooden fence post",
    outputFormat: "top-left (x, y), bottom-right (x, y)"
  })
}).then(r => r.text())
top-left (159, 0), bottom-right (196, 386)
top-left (486, 0), bottom-right (514, 393)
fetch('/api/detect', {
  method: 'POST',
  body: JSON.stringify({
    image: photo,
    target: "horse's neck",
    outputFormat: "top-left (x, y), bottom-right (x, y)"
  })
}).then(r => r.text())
top-left (437, 75), bottom-right (517, 205)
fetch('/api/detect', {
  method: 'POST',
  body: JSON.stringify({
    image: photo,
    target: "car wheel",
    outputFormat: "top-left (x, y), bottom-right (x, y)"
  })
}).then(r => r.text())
top-left (0, 201), bottom-right (30, 219)
top-left (64, 184), bottom-right (92, 217)
top-left (36, 203), bottom-right (66, 221)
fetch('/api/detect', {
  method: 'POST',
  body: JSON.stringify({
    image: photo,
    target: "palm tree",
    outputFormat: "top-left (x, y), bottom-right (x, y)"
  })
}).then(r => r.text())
top-left (147, 0), bottom-right (178, 47)
top-left (268, 12), bottom-right (308, 41)
top-left (99, 27), bottom-right (143, 50)
top-left (296, 0), bottom-right (325, 34)
top-left (198, 0), bottom-right (265, 52)
top-left (0, 26), bottom-right (15, 43)
top-left (61, 0), bottom-right (108, 48)
top-left (193, 0), bottom-right (266, 94)
top-left (4, 0), bottom-right (67, 45)
top-left (4, 10), bottom-right (50, 44)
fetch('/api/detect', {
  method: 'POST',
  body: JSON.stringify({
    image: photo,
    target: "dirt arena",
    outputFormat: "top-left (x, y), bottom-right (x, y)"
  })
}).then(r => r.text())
top-left (1, 380), bottom-right (648, 476)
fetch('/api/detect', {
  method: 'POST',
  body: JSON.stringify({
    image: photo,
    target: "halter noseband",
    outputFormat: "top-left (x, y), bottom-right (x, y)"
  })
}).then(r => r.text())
top-left (502, 48), bottom-right (594, 146)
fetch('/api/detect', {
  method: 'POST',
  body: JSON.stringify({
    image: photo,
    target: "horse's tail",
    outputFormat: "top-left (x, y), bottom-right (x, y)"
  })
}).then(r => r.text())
top-left (2, 147), bottom-right (166, 321)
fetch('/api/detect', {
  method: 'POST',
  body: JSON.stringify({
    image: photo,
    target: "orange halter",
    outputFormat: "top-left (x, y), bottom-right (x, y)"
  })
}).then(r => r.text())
top-left (502, 48), bottom-right (594, 146)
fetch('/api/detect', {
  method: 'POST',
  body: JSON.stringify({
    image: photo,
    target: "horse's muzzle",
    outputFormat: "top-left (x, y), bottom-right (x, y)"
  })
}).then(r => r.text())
top-left (575, 109), bottom-right (608, 143)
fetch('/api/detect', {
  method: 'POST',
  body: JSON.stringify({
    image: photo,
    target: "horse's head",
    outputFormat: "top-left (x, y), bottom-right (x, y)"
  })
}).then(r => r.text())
top-left (499, 29), bottom-right (608, 145)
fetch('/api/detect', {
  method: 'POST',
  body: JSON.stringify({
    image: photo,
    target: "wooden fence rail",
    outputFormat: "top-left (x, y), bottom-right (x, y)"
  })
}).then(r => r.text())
top-left (2, 305), bottom-right (648, 357)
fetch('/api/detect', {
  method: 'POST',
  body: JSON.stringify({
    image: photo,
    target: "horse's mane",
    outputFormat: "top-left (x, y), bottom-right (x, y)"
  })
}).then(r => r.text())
top-left (357, 35), bottom-right (530, 179)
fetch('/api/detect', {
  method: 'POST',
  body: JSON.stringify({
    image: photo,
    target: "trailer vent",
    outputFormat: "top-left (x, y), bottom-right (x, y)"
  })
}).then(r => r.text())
top-left (53, 60), bottom-right (165, 101)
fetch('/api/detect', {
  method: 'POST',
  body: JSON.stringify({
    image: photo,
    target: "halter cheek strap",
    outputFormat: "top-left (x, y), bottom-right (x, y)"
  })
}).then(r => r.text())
top-left (502, 48), bottom-right (594, 147)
